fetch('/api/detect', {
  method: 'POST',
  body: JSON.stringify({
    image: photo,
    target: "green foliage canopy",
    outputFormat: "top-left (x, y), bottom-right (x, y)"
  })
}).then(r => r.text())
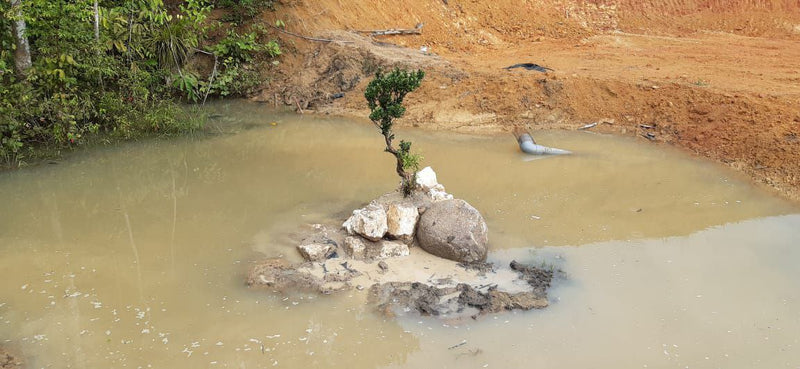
top-left (364, 68), bottom-right (425, 195)
top-left (0, 0), bottom-right (281, 166)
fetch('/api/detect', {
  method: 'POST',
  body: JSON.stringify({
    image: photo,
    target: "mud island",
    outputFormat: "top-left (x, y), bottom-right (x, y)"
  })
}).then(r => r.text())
top-left (246, 166), bottom-right (557, 319)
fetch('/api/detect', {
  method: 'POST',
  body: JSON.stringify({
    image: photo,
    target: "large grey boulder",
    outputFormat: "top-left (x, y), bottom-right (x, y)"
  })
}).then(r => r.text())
top-left (416, 199), bottom-right (488, 263)
top-left (342, 203), bottom-right (388, 241)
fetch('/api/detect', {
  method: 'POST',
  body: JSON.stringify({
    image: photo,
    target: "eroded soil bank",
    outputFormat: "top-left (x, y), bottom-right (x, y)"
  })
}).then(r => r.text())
top-left (253, 0), bottom-right (800, 201)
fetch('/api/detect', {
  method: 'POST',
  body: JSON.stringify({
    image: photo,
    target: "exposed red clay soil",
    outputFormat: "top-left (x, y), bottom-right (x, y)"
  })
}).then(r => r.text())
top-left (253, 0), bottom-right (800, 201)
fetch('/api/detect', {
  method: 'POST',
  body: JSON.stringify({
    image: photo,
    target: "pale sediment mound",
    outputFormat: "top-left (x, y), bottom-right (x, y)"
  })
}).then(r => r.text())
top-left (247, 249), bottom-right (554, 318)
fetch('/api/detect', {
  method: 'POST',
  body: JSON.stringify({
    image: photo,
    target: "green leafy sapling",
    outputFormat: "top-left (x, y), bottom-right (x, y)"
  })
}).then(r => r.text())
top-left (364, 68), bottom-right (425, 196)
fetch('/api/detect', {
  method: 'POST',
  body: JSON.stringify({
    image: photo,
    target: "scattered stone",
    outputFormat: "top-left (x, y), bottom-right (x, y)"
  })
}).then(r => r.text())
top-left (458, 261), bottom-right (496, 274)
top-left (372, 240), bottom-right (410, 259)
top-left (248, 166), bottom-right (558, 320)
top-left (369, 282), bottom-right (464, 316)
top-left (0, 347), bottom-right (22, 369)
top-left (386, 202), bottom-right (419, 242)
top-left (297, 242), bottom-right (336, 261)
top-left (342, 203), bottom-right (388, 241)
top-left (246, 258), bottom-right (324, 292)
top-left (324, 268), bottom-right (360, 282)
top-left (466, 288), bottom-right (548, 312)
top-left (416, 199), bottom-right (489, 263)
top-left (248, 256), bottom-right (556, 319)
top-left (368, 281), bottom-right (548, 318)
top-left (343, 236), bottom-right (367, 259)
top-left (429, 184), bottom-right (454, 202)
top-left (510, 260), bottom-right (554, 295)
top-left (413, 167), bottom-right (454, 201)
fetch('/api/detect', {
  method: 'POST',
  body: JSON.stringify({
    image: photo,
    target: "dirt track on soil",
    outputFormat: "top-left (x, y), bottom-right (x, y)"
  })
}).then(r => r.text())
top-left (255, 0), bottom-right (800, 201)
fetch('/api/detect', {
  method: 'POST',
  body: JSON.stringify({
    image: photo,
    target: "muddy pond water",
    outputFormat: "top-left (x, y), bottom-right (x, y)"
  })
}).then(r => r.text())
top-left (1, 100), bottom-right (799, 368)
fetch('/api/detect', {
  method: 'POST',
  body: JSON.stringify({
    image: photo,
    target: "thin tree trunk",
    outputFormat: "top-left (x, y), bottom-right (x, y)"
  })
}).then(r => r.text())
top-left (93, 0), bottom-right (100, 42)
top-left (383, 133), bottom-right (413, 195)
top-left (126, 12), bottom-right (133, 65)
top-left (9, 0), bottom-right (32, 79)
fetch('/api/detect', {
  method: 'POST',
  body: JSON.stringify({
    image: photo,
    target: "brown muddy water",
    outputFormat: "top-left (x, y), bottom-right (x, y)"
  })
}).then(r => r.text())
top-left (1, 100), bottom-right (799, 368)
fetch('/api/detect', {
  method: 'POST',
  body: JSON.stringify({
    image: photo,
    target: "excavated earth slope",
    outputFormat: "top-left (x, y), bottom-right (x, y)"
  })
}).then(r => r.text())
top-left (254, 0), bottom-right (800, 201)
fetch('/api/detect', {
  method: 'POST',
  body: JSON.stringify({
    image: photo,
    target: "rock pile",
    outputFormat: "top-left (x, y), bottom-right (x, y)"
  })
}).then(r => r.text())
top-left (295, 166), bottom-right (489, 264)
top-left (247, 166), bottom-right (557, 319)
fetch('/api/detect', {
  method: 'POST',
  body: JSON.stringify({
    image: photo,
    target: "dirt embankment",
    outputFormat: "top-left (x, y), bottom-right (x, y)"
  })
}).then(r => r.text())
top-left (255, 0), bottom-right (800, 201)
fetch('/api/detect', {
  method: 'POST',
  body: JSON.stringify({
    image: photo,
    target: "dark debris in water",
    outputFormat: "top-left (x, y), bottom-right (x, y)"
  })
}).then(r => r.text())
top-left (369, 261), bottom-right (552, 319)
top-left (456, 261), bottom-right (496, 274)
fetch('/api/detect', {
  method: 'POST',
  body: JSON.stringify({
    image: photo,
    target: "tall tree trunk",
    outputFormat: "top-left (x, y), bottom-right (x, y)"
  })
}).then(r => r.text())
top-left (93, 0), bottom-right (99, 42)
top-left (9, 0), bottom-right (32, 79)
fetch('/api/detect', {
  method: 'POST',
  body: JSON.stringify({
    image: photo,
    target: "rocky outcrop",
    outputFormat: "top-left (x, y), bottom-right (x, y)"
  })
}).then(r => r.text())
top-left (250, 166), bottom-right (557, 320)
top-left (342, 203), bottom-right (388, 241)
top-left (428, 185), bottom-right (454, 202)
top-left (296, 167), bottom-right (486, 264)
top-left (297, 242), bottom-right (336, 261)
top-left (386, 202), bottom-right (419, 242)
top-left (368, 260), bottom-right (553, 318)
top-left (247, 258), bottom-right (324, 292)
top-left (415, 166), bottom-right (439, 190)
top-left (368, 277), bottom-right (549, 318)
top-left (372, 240), bottom-right (410, 259)
top-left (415, 166), bottom-right (453, 202)
top-left (416, 199), bottom-right (489, 263)
top-left (343, 236), bottom-right (367, 259)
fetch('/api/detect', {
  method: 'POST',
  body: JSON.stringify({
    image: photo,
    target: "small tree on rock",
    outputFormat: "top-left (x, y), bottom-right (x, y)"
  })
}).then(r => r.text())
top-left (365, 68), bottom-right (425, 196)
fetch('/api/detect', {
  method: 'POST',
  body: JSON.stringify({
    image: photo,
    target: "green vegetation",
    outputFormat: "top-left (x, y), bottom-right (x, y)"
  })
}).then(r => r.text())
top-left (215, 0), bottom-right (274, 24)
top-left (0, 0), bottom-right (281, 167)
top-left (364, 68), bottom-right (425, 196)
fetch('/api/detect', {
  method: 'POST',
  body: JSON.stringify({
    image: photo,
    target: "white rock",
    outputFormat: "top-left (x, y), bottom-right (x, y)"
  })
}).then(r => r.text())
top-left (386, 203), bottom-right (419, 242)
top-left (342, 203), bottom-right (388, 241)
top-left (297, 243), bottom-right (335, 261)
top-left (376, 241), bottom-right (410, 259)
top-left (343, 237), bottom-right (367, 259)
top-left (429, 184), bottom-right (454, 202)
top-left (415, 167), bottom-right (439, 190)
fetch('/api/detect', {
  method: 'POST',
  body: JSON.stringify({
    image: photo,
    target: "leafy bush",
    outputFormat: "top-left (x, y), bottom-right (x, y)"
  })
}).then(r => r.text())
top-left (213, 30), bottom-right (260, 64)
top-left (364, 68), bottom-right (425, 196)
top-left (205, 59), bottom-right (260, 97)
top-left (215, 0), bottom-right (275, 24)
top-left (201, 30), bottom-right (281, 98)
